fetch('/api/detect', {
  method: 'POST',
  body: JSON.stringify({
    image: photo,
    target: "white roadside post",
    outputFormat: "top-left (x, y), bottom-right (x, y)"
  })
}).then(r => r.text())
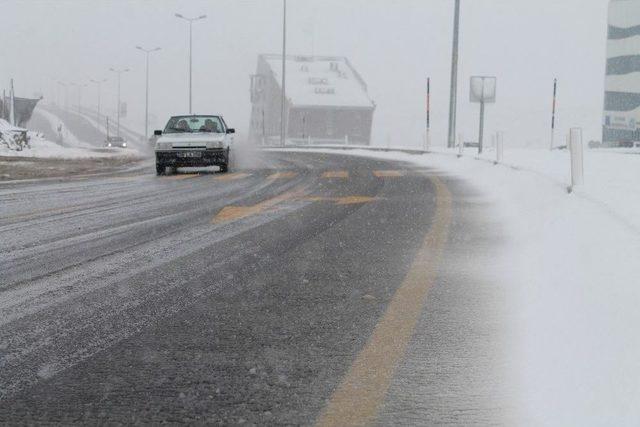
top-left (568, 127), bottom-right (584, 193)
top-left (457, 133), bottom-right (464, 158)
top-left (495, 131), bottom-right (504, 164)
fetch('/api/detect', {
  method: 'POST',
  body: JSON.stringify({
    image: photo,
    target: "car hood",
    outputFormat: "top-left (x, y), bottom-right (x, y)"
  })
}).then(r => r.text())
top-left (157, 133), bottom-right (225, 145)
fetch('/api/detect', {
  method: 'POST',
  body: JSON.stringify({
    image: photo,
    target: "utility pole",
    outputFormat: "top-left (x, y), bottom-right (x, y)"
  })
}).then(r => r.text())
top-left (447, 0), bottom-right (461, 148)
top-left (280, 0), bottom-right (287, 147)
top-left (9, 79), bottom-right (15, 126)
top-left (426, 77), bottom-right (431, 151)
top-left (478, 85), bottom-right (485, 154)
top-left (109, 67), bottom-right (130, 138)
top-left (136, 46), bottom-right (161, 141)
top-left (550, 78), bottom-right (557, 150)
top-left (175, 13), bottom-right (206, 114)
top-left (90, 78), bottom-right (107, 129)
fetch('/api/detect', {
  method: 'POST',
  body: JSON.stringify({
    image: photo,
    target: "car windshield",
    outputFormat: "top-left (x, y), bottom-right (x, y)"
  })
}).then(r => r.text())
top-left (163, 116), bottom-right (225, 134)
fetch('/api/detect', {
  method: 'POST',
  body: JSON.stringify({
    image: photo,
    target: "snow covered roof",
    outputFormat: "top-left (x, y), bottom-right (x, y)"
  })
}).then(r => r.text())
top-left (263, 55), bottom-right (375, 109)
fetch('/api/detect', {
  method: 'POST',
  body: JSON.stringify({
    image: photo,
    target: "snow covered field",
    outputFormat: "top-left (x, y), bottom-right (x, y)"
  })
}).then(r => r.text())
top-left (281, 146), bottom-right (640, 425)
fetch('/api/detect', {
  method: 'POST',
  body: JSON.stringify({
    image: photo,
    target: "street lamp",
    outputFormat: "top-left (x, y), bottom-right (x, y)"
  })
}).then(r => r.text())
top-left (135, 46), bottom-right (161, 141)
top-left (447, 0), bottom-right (461, 148)
top-left (280, 0), bottom-right (287, 147)
top-left (90, 78), bottom-right (108, 129)
top-left (175, 12), bottom-right (206, 114)
top-left (109, 67), bottom-right (130, 138)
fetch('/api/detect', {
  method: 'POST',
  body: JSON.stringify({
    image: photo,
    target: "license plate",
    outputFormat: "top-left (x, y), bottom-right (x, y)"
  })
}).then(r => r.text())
top-left (177, 151), bottom-right (202, 158)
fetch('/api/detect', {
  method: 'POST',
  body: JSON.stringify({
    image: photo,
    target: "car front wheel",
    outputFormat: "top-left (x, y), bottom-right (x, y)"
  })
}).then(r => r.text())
top-left (156, 163), bottom-right (164, 175)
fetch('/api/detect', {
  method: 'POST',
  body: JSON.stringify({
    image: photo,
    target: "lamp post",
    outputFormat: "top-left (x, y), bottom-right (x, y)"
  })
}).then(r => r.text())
top-left (447, 0), bottom-right (461, 148)
top-left (280, 0), bottom-right (287, 147)
top-left (90, 78), bottom-right (107, 129)
top-left (109, 67), bottom-right (130, 138)
top-left (135, 46), bottom-right (161, 141)
top-left (175, 13), bottom-right (206, 114)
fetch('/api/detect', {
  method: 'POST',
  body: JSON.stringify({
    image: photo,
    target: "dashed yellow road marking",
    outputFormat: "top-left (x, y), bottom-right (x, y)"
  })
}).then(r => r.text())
top-left (315, 176), bottom-right (452, 427)
top-left (302, 196), bottom-right (379, 205)
top-left (322, 171), bottom-right (349, 179)
top-left (212, 186), bottom-right (307, 223)
top-left (166, 173), bottom-right (200, 180)
top-left (373, 170), bottom-right (405, 178)
top-left (175, 173), bottom-right (200, 181)
top-left (267, 171), bottom-right (298, 180)
top-left (214, 172), bottom-right (250, 181)
top-left (334, 196), bottom-right (378, 205)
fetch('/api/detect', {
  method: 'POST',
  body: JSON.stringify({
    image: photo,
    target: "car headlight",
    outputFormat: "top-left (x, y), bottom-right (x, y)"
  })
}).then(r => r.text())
top-left (122, 142), bottom-right (127, 147)
top-left (157, 142), bottom-right (172, 150)
top-left (206, 141), bottom-right (223, 149)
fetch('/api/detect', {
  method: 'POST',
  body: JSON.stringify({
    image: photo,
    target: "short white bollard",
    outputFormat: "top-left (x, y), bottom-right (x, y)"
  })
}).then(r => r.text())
top-left (568, 127), bottom-right (584, 192)
top-left (457, 133), bottom-right (464, 158)
top-left (495, 131), bottom-right (504, 164)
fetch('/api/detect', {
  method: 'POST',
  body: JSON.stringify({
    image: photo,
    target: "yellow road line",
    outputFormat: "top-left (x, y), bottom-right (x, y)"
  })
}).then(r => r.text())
top-left (267, 171), bottom-right (298, 180)
top-left (214, 172), bottom-right (250, 181)
top-left (373, 170), bottom-right (405, 178)
top-left (315, 176), bottom-right (452, 427)
top-left (212, 185), bottom-right (307, 223)
top-left (322, 171), bottom-right (349, 179)
top-left (166, 173), bottom-right (200, 180)
top-left (301, 195), bottom-right (379, 205)
top-left (334, 196), bottom-right (378, 205)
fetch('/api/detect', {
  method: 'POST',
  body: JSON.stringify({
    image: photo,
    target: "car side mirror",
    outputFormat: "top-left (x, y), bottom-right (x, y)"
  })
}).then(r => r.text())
top-left (154, 130), bottom-right (162, 136)
top-left (226, 128), bottom-right (235, 134)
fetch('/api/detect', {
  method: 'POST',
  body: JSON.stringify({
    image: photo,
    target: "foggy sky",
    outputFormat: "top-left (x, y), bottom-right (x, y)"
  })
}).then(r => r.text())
top-left (0, 0), bottom-right (609, 146)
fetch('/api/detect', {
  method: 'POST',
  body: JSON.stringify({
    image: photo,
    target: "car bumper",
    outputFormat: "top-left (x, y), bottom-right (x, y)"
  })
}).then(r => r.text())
top-left (155, 149), bottom-right (228, 167)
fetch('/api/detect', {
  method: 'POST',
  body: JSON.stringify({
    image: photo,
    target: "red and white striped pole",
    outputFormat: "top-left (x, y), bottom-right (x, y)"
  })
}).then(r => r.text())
top-left (550, 78), bottom-right (557, 150)
top-left (425, 77), bottom-right (431, 151)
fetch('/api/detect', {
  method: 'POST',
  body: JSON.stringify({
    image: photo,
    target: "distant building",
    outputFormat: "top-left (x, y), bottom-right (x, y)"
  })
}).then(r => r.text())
top-left (249, 55), bottom-right (376, 145)
top-left (603, 0), bottom-right (640, 145)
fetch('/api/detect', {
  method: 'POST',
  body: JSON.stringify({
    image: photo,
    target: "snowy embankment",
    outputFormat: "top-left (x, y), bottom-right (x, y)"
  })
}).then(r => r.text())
top-left (35, 107), bottom-right (93, 149)
top-left (1, 109), bottom-right (139, 159)
top-left (283, 146), bottom-right (640, 425)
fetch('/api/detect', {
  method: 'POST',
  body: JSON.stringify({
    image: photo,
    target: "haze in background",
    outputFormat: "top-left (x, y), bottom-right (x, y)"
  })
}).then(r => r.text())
top-left (0, 0), bottom-right (609, 147)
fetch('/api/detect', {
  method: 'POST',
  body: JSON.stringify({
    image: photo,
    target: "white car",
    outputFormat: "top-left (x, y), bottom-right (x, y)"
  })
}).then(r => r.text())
top-left (154, 115), bottom-right (234, 175)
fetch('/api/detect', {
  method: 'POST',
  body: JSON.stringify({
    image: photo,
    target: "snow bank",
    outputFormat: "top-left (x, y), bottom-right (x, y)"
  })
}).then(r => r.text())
top-left (280, 146), bottom-right (640, 425)
top-left (0, 132), bottom-right (127, 159)
top-left (34, 107), bottom-right (92, 149)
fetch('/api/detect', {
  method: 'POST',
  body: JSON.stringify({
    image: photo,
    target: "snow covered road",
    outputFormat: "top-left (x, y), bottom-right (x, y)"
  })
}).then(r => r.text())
top-left (0, 151), bottom-right (510, 424)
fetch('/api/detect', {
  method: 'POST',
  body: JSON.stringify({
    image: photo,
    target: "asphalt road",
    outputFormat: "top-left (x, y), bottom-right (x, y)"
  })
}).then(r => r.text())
top-left (0, 151), bottom-right (510, 425)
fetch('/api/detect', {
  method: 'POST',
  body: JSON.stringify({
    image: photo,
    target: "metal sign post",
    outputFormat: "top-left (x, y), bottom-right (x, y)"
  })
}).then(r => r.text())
top-left (470, 76), bottom-right (497, 155)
